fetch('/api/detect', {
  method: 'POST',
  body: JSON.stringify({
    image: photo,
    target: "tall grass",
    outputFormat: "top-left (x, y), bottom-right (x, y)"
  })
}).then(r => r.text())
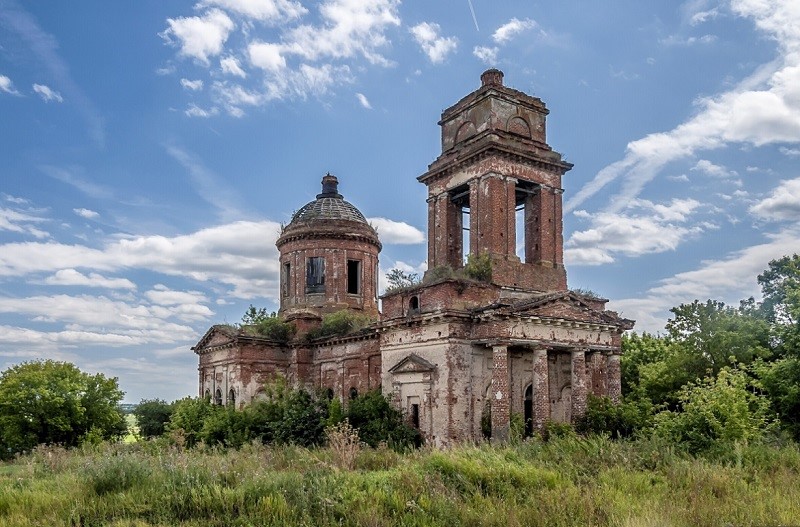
top-left (1, 436), bottom-right (799, 526)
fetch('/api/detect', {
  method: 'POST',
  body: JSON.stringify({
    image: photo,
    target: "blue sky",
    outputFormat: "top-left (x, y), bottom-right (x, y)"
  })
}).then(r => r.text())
top-left (2, 0), bottom-right (799, 402)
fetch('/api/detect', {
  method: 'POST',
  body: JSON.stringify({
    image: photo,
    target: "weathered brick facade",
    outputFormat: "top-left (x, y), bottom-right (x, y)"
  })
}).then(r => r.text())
top-left (193, 70), bottom-right (634, 447)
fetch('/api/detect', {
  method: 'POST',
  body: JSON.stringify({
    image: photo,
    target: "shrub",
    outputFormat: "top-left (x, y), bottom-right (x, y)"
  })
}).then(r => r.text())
top-left (346, 390), bottom-right (422, 449)
top-left (306, 310), bottom-right (375, 341)
top-left (167, 397), bottom-right (216, 447)
top-left (652, 367), bottom-right (775, 455)
top-left (246, 379), bottom-right (329, 447)
top-left (254, 316), bottom-right (296, 343)
top-left (575, 395), bottom-right (653, 439)
top-left (423, 265), bottom-right (456, 284)
top-left (541, 420), bottom-right (576, 442)
top-left (464, 252), bottom-right (492, 282)
top-left (200, 405), bottom-right (251, 448)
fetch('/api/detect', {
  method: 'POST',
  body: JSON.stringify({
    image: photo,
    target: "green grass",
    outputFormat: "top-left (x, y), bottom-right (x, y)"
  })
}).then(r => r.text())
top-left (1, 437), bottom-right (799, 526)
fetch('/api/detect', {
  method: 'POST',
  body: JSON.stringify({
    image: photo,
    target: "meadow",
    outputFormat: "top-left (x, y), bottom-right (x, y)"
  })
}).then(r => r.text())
top-left (1, 435), bottom-right (799, 527)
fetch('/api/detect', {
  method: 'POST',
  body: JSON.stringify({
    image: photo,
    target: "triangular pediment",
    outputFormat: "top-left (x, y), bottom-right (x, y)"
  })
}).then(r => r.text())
top-left (192, 325), bottom-right (238, 352)
top-left (507, 292), bottom-right (630, 327)
top-left (388, 353), bottom-right (436, 374)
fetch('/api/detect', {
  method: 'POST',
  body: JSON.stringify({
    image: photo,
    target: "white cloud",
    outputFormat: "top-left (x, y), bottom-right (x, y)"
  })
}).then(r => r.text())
top-left (356, 92), bottom-right (372, 109)
top-left (410, 22), bottom-right (458, 64)
top-left (660, 34), bottom-right (717, 46)
top-left (0, 206), bottom-right (49, 239)
top-left (248, 41), bottom-right (287, 72)
top-left (492, 17), bottom-right (538, 44)
top-left (180, 78), bottom-right (204, 91)
top-left (145, 284), bottom-right (208, 307)
top-left (0, 219), bottom-right (282, 299)
top-left (565, 198), bottom-right (704, 265)
top-left (668, 174), bottom-right (691, 182)
top-left (749, 177), bottom-right (800, 221)
top-left (779, 146), bottom-right (800, 157)
top-left (161, 9), bottom-right (235, 65)
top-left (185, 103), bottom-right (219, 118)
top-left (220, 56), bottom-right (247, 77)
top-left (613, 226), bottom-right (800, 332)
top-left (367, 217), bottom-right (425, 244)
top-left (32, 83), bottom-right (63, 102)
top-left (73, 208), bottom-right (99, 219)
top-left (198, 0), bottom-right (306, 22)
top-left (473, 45), bottom-right (498, 65)
top-left (43, 269), bottom-right (136, 290)
top-left (566, 0), bottom-right (800, 214)
top-left (0, 74), bottom-right (20, 95)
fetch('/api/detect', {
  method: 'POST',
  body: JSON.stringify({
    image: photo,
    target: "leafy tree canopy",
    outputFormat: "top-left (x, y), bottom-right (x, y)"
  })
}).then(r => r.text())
top-left (133, 399), bottom-right (174, 439)
top-left (0, 360), bottom-right (126, 458)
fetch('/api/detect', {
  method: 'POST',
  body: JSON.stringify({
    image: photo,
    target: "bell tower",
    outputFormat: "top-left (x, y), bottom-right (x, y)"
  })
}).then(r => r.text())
top-left (418, 69), bottom-right (572, 292)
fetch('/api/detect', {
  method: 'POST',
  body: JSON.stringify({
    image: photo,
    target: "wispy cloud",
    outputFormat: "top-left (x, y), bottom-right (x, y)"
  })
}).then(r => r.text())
top-left (367, 217), bottom-right (424, 244)
top-left (566, 1), bottom-right (800, 214)
top-left (32, 83), bottom-right (62, 102)
top-left (355, 92), bottom-right (372, 109)
top-left (164, 144), bottom-right (247, 221)
top-left (0, 74), bottom-right (20, 95)
top-left (0, 1), bottom-right (105, 145)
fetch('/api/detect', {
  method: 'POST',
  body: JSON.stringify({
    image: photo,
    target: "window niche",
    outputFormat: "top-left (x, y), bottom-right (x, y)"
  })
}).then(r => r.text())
top-left (347, 259), bottom-right (361, 295)
top-left (282, 262), bottom-right (291, 297)
top-left (306, 257), bottom-right (325, 293)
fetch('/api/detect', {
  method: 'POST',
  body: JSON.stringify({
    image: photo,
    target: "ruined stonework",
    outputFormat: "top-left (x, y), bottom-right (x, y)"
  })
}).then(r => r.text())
top-left (193, 69), bottom-right (634, 447)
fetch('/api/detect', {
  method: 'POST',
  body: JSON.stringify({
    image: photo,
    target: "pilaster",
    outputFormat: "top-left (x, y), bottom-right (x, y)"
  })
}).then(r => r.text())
top-left (490, 344), bottom-right (510, 443)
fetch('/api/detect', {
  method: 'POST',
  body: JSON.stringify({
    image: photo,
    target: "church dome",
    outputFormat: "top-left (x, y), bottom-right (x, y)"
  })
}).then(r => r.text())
top-left (288, 174), bottom-right (368, 225)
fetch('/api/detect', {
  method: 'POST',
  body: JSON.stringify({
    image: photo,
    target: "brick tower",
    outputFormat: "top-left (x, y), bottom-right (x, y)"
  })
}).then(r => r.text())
top-left (276, 174), bottom-right (381, 330)
top-left (419, 68), bottom-right (572, 291)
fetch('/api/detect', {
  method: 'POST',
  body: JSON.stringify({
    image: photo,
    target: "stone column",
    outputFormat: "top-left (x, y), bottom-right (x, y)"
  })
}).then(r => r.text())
top-left (607, 353), bottom-right (622, 403)
top-left (570, 348), bottom-right (588, 422)
top-left (531, 347), bottom-right (549, 432)
top-left (490, 345), bottom-right (510, 443)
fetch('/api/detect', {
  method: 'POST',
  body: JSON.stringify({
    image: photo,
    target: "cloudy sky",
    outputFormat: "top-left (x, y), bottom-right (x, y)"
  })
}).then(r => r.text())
top-left (2, 0), bottom-right (799, 402)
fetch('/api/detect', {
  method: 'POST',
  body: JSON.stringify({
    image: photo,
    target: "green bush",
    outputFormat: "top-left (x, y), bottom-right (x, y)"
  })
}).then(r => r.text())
top-left (576, 395), bottom-right (653, 439)
top-left (652, 367), bottom-right (775, 455)
top-left (306, 310), bottom-right (375, 341)
top-left (254, 316), bottom-right (296, 343)
top-left (346, 390), bottom-right (422, 449)
top-left (200, 405), bottom-right (251, 448)
top-left (246, 379), bottom-right (329, 447)
top-left (464, 252), bottom-right (492, 282)
top-left (167, 396), bottom-right (216, 447)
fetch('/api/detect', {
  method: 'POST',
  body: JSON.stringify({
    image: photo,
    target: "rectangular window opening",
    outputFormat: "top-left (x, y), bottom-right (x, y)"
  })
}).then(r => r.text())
top-left (282, 262), bottom-right (291, 297)
top-left (306, 257), bottom-right (325, 293)
top-left (347, 259), bottom-right (361, 295)
top-left (411, 403), bottom-right (420, 429)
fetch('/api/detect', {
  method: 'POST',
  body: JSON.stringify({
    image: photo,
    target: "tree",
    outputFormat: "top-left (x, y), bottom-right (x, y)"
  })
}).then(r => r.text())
top-left (346, 390), bottom-right (422, 449)
top-left (0, 360), bottom-right (126, 458)
top-left (385, 269), bottom-right (420, 291)
top-left (133, 399), bottom-right (174, 438)
top-left (666, 299), bottom-right (771, 374)
top-left (241, 304), bottom-right (271, 325)
top-left (758, 254), bottom-right (800, 356)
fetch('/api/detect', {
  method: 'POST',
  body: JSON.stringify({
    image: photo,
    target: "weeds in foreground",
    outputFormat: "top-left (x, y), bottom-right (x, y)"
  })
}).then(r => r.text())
top-left (1, 436), bottom-right (799, 526)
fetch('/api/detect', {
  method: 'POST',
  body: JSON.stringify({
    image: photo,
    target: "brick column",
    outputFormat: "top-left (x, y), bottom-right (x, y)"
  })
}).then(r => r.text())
top-left (532, 347), bottom-right (549, 432)
top-left (607, 353), bottom-right (622, 403)
top-left (570, 348), bottom-right (588, 423)
top-left (491, 345), bottom-right (510, 443)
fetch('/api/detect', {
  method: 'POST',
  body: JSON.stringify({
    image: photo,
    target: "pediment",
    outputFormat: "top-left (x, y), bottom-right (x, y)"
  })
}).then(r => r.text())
top-left (193, 325), bottom-right (238, 352)
top-left (509, 292), bottom-right (625, 326)
top-left (388, 353), bottom-right (436, 374)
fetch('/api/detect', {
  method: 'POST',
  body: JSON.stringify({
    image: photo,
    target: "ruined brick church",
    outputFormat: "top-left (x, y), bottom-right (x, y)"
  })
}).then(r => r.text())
top-left (193, 69), bottom-right (634, 445)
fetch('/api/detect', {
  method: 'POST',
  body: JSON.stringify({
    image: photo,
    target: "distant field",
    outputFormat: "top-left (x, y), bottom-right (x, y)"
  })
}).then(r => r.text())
top-left (1, 436), bottom-right (799, 526)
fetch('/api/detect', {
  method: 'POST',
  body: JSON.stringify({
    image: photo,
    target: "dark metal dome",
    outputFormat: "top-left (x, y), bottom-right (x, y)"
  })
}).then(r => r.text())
top-left (289, 175), bottom-right (368, 225)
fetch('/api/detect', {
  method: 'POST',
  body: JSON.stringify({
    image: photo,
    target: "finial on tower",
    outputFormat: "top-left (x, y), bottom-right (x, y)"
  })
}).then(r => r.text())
top-left (318, 173), bottom-right (342, 199)
top-left (481, 68), bottom-right (504, 87)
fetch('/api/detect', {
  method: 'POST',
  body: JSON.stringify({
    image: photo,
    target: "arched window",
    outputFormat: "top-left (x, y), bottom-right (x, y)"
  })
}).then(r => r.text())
top-left (214, 389), bottom-right (222, 406)
top-left (408, 296), bottom-right (420, 314)
top-left (325, 388), bottom-right (334, 400)
top-left (228, 389), bottom-right (236, 407)
top-left (524, 384), bottom-right (533, 437)
top-left (204, 389), bottom-right (210, 400)
top-left (349, 387), bottom-right (358, 400)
